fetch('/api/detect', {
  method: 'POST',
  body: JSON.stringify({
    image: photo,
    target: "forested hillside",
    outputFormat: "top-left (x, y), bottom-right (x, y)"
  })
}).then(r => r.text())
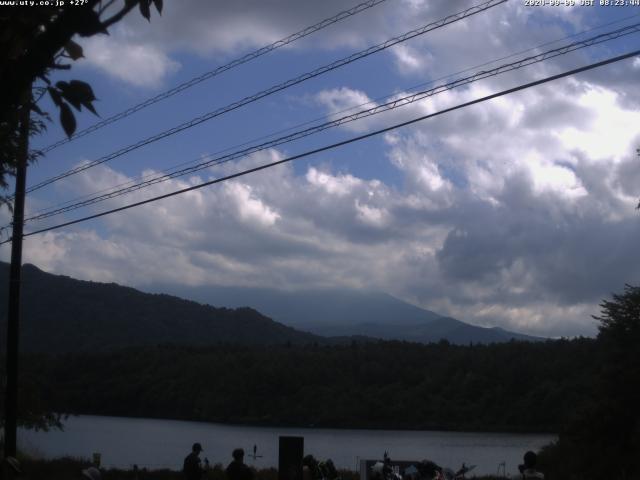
top-left (0, 263), bottom-right (320, 353)
top-left (19, 338), bottom-right (597, 432)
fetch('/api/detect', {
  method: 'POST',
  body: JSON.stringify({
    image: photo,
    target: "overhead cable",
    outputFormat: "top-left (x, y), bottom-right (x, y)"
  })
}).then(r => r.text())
top-left (24, 0), bottom-right (508, 195)
top-left (27, 10), bottom-right (640, 218)
top-left (37, 0), bottom-right (391, 154)
top-left (22, 22), bottom-right (640, 223)
top-left (3, 48), bottom-right (637, 245)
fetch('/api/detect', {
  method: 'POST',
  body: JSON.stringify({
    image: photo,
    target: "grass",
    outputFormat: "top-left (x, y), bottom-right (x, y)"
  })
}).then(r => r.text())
top-left (17, 457), bottom-right (361, 480)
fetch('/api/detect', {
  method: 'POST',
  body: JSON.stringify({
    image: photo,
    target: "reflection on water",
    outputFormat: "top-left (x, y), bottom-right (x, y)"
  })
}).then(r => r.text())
top-left (19, 415), bottom-right (554, 476)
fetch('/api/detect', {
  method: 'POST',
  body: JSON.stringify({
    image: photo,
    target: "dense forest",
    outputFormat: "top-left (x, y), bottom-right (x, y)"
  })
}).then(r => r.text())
top-left (17, 338), bottom-right (597, 433)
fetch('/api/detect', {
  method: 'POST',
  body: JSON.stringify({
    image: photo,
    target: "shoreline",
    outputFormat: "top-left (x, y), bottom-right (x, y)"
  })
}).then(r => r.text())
top-left (52, 412), bottom-right (558, 436)
top-left (20, 414), bottom-right (555, 476)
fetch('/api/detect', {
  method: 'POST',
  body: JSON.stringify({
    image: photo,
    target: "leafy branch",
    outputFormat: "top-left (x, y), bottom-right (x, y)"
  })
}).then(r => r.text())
top-left (0, 0), bottom-right (163, 207)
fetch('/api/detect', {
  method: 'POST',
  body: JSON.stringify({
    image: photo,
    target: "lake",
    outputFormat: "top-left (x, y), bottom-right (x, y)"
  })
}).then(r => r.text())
top-left (19, 415), bottom-right (554, 476)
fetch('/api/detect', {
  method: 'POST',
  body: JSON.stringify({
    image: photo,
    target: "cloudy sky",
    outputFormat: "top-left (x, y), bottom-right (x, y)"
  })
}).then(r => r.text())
top-left (2, 0), bottom-right (639, 337)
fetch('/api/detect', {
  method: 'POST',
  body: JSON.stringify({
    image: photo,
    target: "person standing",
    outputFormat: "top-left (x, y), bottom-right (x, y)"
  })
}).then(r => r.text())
top-left (225, 448), bottom-right (254, 480)
top-left (518, 451), bottom-right (544, 479)
top-left (184, 443), bottom-right (205, 480)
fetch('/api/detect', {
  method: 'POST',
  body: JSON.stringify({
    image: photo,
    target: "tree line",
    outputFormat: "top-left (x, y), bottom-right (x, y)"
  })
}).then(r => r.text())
top-left (16, 338), bottom-right (597, 433)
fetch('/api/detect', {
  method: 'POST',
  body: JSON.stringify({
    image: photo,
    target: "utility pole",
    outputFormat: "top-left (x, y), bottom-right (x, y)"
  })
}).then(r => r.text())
top-left (3, 91), bottom-right (30, 458)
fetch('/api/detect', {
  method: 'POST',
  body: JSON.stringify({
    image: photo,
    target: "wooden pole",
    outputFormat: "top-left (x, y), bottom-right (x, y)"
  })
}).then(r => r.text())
top-left (3, 93), bottom-right (30, 458)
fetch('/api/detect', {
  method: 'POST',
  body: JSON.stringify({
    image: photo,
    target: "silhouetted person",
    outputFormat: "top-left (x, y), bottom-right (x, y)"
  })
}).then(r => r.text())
top-left (382, 452), bottom-right (393, 480)
top-left (225, 448), bottom-right (254, 480)
top-left (184, 443), bottom-right (205, 480)
top-left (518, 451), bottom-right (544, 479)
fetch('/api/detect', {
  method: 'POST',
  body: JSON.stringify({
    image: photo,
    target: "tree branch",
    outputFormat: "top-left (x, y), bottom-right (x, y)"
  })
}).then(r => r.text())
top-left (101, 1), bottom-right (139, 30)
top-left (98, 0), bottom-right (118, 16)
top-left (0, 1), bottom-right (102, 116)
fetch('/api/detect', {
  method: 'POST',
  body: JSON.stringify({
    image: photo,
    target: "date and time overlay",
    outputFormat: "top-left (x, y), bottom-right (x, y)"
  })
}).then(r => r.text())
top-left (525, 0), bottom-right (639, 6)
top-left (0, 0), bottom-right (639, 8)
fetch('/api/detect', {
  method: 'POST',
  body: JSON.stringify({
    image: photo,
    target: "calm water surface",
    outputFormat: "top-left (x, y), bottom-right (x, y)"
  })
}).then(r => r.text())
top-left (19, 415), bottom-right (554, 476)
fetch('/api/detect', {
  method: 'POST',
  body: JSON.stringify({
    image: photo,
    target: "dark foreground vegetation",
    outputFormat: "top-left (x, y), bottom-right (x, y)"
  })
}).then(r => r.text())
top-left (17, 338), bottom-right (596, 433)
top-left (16, 456), bottom-right (507, 480)
top-left (16, 457), bottom-right (351, 480)
top-left (537, 285), bottom-right (640, 480)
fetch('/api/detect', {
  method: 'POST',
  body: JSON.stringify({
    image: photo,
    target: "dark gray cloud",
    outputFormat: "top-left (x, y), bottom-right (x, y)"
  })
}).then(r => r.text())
top-left (435, 169), bottom-right (640, 305)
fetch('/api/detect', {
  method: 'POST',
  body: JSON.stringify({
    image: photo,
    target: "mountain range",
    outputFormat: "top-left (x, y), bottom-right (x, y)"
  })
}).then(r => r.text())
top-left (144, 283), bottom-right (543, 344)
top-left (0, 262), bottom-right (319, 353)
top-left (0, 262), bottom-right (543, 353)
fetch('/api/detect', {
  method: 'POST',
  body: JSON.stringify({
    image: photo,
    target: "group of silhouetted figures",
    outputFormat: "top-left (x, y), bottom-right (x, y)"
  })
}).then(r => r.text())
top-left (184, 443), bottom-right (254, 480)
top-left (0, 443), bottom-right (253, 480)
top-left (0, 444), bottom-right (544, 480)
top-left (371, 450), bottom-right (544, 480)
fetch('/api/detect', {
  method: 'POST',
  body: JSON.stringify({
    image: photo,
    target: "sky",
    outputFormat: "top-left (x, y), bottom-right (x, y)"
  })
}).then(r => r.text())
top-left (1, 0), bottom-right (640, 337)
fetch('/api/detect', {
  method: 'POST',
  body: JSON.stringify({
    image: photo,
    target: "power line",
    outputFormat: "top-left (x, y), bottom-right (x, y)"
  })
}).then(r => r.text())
top-left (383, 11), bottom-right (640, 104)
top-left (3, 48), bottom-right (637, 245)
top-left (24, 0), bottom-right (507, 195)
top-left (37, 0), bottom-right (391, 154)
top-left (26, 11), bottom-right (640, 219)
top-left (21, 21), bottom-right (640, 224)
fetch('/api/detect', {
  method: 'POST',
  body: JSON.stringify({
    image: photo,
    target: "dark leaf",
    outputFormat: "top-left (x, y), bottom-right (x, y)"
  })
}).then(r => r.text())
top-left (56, 80), bottom-right (97, 114)
top-left (139, 0), bottom-right (151, 21)
top-left (56, 81), bottom-right (81, 111)
top-left (59, 102), bottom-right (76, 138)
top-left (30, 103), bottom-right (45, 116)
top-left (152, 0), bottom-right (163, 14)
top-left (48, 87), bottom-right (62, 107)
top-left (68, 80), bottom-right (97, 102)
top-left (69, 80), bottom-right (98, 116)
top-left (83, 101), bottom-right (98, 116)
top-left (64, 40), bottom-right (84, 60)
top-left (125, 0), bottom-right (138, 6)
